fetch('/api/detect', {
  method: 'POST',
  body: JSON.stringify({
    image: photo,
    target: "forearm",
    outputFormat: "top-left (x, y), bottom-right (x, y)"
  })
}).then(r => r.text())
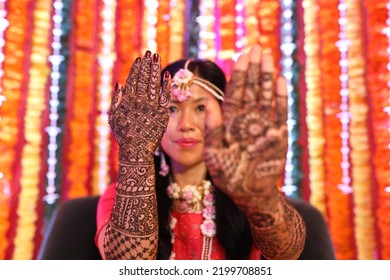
top-left (242, 186), bottom-right (306, 260)
top-left (103, 161), bottom-right (158, 260)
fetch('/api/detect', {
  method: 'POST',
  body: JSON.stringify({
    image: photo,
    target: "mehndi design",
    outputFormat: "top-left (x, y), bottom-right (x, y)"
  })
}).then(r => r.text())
top-left (204, 48), bottom-right (306, 259)
top-left (104, 51), bottom-right (171, 259)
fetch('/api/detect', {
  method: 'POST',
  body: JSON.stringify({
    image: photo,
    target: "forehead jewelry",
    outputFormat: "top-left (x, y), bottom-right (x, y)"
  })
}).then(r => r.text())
top-left (171, 60), bottom-right (225, 102)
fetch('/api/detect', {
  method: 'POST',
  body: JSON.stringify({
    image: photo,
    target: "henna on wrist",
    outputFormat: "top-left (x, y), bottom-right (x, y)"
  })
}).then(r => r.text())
top-left (247, 196), bottom-right (306, 260)
top-left (104, 164), bottom-right (158, 260)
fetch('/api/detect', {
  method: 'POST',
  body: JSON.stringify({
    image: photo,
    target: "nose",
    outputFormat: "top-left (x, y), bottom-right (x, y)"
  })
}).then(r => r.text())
top-left (177, 109), bottom-right (196, 132)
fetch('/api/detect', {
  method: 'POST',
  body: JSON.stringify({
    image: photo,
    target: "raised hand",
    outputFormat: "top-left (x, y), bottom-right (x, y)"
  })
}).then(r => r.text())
top-left (109, 51), bottom-right (171, 164)
top-left (104, 51), bottom-right (171, 260)
top-left (205, 45), bottom-right (305, 260)
top-left (204, 45), bottom-right (289, 214)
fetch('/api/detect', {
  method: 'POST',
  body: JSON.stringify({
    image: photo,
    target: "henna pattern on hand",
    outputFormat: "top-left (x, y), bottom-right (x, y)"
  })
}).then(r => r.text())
top-left (104, 52), bottom-right (171, 260)
top-left (205, 53), bottom-right (306, 259)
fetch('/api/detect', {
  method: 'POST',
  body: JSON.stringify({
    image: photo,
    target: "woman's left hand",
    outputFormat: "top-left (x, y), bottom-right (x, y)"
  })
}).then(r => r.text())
top-left (204, 45), bottom-right (288, 215)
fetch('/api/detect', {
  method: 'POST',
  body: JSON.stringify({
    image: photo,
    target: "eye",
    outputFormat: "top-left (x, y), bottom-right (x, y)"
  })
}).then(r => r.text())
top-left (197, 104), bottom-right (206, 112)
top-left (169, 105), bottom-right (178, 113)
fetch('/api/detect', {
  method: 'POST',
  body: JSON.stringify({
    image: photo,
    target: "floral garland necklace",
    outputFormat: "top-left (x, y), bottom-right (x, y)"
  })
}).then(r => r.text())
top-left (167, 180), bottom-right (216, 260)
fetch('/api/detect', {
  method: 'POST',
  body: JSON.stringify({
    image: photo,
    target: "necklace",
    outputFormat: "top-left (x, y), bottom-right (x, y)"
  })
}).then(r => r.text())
top-left (167, 180), bottom-right (216, 259)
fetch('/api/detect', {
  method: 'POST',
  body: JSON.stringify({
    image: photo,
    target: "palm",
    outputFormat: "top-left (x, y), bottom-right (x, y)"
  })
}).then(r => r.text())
top-left (109, 53), bottom-right (171, 164)
top-left (204, 46), bottom-right (288, 206)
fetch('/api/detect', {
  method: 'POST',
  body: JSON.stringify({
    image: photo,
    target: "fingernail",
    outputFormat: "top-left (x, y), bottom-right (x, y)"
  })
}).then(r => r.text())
top-left (164, 71), bottom-right (170, 79)
top-left (114, 82), bottom-right (119, 91)
top-left (145, 50), bottom-right (151, 58)
top-left (153, 53), bottom-right (159, 62)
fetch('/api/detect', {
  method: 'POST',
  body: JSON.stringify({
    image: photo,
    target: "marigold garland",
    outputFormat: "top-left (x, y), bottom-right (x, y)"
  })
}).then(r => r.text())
top-left (363, 0), bottom-right (390, 259)
top-left (167, 0), bottom-right (185, 62)
top-left (258, 0), bottom-right (281, 71)
top-left (0, 0), bottom-right (12, 260)
top-left (63, 0), bottom-right (98, 199)
top-left (92, 0), bottom-right (117, 195)
top-left (244, 0), bottom-right (260, 50)
top-left (110, 0), bottom-right (142, 183)
top-left (318, 0), bottom-right (355, 260)
top-left (217, 0), bottom-right (236, 61)
top-left (156, 0), bottom-right (170, 67)
top-left (0, 176), bottom-right (10, 259)
top-left (12, 0), bottom-right (52, 260)
top-left (302, 0), bottom-right (327, 218)
top-left (345, 0), bottom-right (376, 260)
top-left (0, 0), bottom-right (31, 260)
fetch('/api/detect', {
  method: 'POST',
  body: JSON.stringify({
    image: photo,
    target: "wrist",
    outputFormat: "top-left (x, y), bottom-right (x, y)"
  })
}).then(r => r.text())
top-left (118, 150), bottom-right (155, 165)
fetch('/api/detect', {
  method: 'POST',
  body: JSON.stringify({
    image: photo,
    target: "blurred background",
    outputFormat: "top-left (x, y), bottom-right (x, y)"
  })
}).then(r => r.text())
top-left (0, 0), bottom-right (389, 260)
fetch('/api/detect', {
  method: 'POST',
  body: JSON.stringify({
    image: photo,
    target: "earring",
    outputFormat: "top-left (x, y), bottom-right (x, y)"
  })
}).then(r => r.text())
top-left (155, 146), bottom-right (169, 176)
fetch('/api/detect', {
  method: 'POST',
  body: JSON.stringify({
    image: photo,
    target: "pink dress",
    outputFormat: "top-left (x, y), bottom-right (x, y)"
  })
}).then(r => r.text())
top-left (95, 182), bottom-right (261, 259)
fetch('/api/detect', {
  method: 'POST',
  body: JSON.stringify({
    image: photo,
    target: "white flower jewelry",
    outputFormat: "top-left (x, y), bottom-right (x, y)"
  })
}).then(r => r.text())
top-left (167, 180), bottom-right (216, 259)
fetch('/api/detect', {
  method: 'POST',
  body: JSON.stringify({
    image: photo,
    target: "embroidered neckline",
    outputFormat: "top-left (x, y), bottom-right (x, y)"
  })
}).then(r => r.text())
top-left (167, 180), bottom-right (216, 259)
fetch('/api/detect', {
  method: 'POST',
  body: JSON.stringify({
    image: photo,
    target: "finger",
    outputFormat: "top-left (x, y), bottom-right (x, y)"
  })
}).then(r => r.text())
top-left (274, 76), bottom-right (288, 127)
top-left (149, 53), bottom-right (161, 105)
top-left (160, 71), bottom-right (171, 109)
top-left (243, 45), bottom-right (262, 107)
top-left (110, 82), bottom-right (122, 112)
top-left (225, 52), bottom-right (247, 102)
top-left (124, 57), bottom-right (141, 99)
top-left (223, 52), bottom-right (247, 130)
top-left (136, 50), bottom-right (153, 101)
top-left (205, 126), bottom-right (225, 149)
top-left (108, 82), bottom-right (123, 128)
top-left (205, 100), bottom-right (224, 149)
top-left (259, 50), bottom-right (275, 120)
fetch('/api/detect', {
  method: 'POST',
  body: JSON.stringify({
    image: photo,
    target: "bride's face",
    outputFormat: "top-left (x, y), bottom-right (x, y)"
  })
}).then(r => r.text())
top-left (160, 83), bottom-right (222, 172)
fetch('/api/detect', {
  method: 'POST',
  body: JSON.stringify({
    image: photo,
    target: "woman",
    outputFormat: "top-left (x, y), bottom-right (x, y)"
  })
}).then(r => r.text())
top-left (95, 45), bottom-right (306, 260)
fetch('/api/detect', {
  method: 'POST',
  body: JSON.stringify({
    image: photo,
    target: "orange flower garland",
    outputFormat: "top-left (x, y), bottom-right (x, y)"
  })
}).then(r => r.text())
top-left (156, 0), bottom-right (170, 67)
top-left (346, 0), bottom-right (376, 259)
top-left (92, 0), bottom-right (117, 195)
top-left (0, 0), bottom-right (31, 259)
top-left (12, 0), bottom-right (53, 260)
top-left (63, 0), bottom-right (98, 199)
top-left (364, 0), bottom-right (390, 259)
top-left (244, 0), bottom-right (260, 51)
top-left (110, 0), bottom-right (142, 182)
top-left (217, 0), bottom-right (236, 61)
top-left (258, 0), bottom-right (281, 71)
top-left (167, 0), bottom-right (185, 62)
top-left (0, 175), bottom-right (10, 259)
top-left (302, 0), bottom-right (327, 216)
top-left (114, 0), bottom-right (141, 84)
top-left (319, 0), bottom-right (355, 260)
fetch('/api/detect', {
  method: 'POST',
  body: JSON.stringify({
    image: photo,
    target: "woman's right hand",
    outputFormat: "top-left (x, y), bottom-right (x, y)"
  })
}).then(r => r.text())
top-left (109, 51), bottom-right (171, 164)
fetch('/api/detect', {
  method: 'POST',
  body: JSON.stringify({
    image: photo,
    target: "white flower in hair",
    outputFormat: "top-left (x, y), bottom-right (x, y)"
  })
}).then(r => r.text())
top-left (172, 68), bottom-right (194, 102)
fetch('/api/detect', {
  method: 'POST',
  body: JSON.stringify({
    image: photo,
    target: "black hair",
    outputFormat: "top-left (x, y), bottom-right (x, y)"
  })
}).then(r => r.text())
top-left (155, 59), bottom-right (253, 259)
top-left (161, 58), bottom-right (226, 99)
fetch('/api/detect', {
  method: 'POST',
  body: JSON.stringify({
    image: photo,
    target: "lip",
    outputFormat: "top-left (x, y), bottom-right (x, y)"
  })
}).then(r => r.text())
top-left (174, 138), bottom-right (199, 148)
